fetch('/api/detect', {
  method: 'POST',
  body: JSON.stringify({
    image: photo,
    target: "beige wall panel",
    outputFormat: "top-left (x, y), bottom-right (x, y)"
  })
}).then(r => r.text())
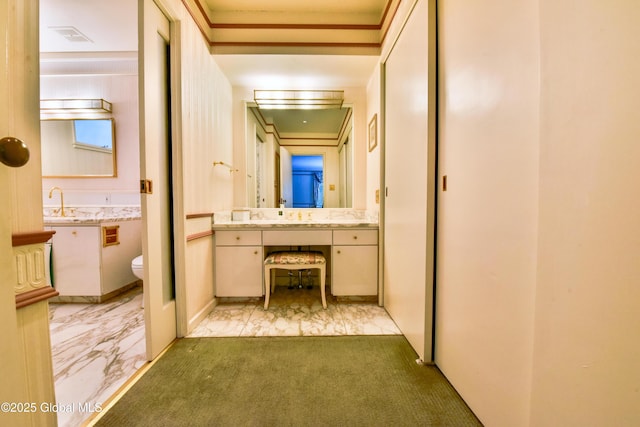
top-left (531, 1), bottom-right (640, 425)
top-left (185, 236), bottom-right (214, 331)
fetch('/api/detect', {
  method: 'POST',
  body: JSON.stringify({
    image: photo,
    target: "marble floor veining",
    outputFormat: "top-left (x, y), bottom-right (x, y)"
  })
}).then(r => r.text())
top-left (189, 286), bottom-right (401, 337)
top-left (48, 286), bottom-right (146, 427)
top-left (48, 285), bottom-right (400, 426)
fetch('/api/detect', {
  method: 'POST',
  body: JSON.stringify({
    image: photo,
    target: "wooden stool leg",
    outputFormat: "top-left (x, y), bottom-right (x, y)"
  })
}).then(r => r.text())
top-left (271, 268), bottom-right (276, 293)
top-left (264, 266), bottom-right (271, 310)
top-left (319, 265), bottom-right (327, 309)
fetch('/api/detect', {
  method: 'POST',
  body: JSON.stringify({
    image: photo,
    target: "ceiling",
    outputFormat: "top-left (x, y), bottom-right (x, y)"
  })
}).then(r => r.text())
top-left (39, 0), bottom-right (384, 138)
top-left (253, 107), bottom-right (351, 136)
top-left (196, 0), bottom-right (397, 55)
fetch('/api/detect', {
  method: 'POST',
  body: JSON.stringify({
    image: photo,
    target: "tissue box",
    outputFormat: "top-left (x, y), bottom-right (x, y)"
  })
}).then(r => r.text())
top-left (232, 209), bottom-right (250, 221)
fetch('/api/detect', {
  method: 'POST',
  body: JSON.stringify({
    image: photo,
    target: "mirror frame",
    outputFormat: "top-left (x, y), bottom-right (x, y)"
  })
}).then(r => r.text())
top-left (244, 104), bottom-right (353, 209)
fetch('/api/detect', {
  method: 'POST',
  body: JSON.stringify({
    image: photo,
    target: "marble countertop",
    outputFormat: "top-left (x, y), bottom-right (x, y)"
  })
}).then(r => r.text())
top-left (43, 206), bottom-right (142, 225)
top-left (212, 219), bottom-right (378, 230)
top-left (44, 215), bottom-right (142, 225)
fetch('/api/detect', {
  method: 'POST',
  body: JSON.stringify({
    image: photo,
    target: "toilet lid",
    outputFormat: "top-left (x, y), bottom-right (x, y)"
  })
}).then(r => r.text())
top-left (132, 255), bottom-right (143, 268)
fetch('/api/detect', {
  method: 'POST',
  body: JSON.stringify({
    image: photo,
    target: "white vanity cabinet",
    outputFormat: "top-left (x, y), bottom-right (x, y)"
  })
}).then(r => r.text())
top-left (49, 220), bottom-right (142, 298)
top-left (51, 225), bottom-right (101, 296)
top-left (214, 230), bottom-right (263, 297)
top-left (332, 229), bottom-right (379, 296)
top-left (212, 224), bottom-right (380, 298)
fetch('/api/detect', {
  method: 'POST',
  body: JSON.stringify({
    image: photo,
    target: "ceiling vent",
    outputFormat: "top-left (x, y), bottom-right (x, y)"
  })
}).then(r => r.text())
top-left (50, 26), bottom-right (93, 43)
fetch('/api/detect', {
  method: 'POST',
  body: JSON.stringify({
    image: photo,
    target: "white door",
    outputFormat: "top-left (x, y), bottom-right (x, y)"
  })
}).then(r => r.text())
top-left (140, 0), bottom-right (176, 360)
top-left (1, 0), bottom-right (53, 419)
top-left (280, 146), bottom-right (293, 207)
top-left (382, 0), bottom-right (436, 362)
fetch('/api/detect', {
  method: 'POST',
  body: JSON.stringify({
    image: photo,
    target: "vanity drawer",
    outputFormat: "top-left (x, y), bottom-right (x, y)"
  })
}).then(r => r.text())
top-left (263, 230), bottom-right (332, 246)
top-left (332, 229), bottom-right (378, 245)
top-left (215, 230), bottom-right (262, 246)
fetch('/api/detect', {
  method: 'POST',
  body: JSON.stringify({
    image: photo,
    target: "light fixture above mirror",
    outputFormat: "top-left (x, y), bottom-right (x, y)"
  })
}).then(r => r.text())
top-left (40, 98), bottom-right (112, 114)
top-left (254, 90), bottom-right (344, 110)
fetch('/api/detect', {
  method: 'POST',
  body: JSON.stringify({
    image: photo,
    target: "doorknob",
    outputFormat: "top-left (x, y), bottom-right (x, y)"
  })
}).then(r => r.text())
top-left (0, 136), bottom-right (30, 167)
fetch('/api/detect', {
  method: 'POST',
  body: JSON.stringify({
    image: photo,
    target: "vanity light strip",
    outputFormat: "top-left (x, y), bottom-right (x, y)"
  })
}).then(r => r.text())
top-left (12, 230), bottom-right (56, 247)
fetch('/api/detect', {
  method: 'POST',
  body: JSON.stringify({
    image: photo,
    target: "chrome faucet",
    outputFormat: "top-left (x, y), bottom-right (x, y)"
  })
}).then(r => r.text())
top-left (48, 186), bottom-right (65, 217)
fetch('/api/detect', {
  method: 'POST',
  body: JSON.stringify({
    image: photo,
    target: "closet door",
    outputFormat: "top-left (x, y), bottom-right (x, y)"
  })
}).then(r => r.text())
top-left (383, 0), bottom-right (436, 362)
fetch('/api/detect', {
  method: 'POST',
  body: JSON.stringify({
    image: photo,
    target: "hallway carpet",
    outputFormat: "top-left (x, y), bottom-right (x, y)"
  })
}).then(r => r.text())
top-left (95, 336), bottom-right (482, 426)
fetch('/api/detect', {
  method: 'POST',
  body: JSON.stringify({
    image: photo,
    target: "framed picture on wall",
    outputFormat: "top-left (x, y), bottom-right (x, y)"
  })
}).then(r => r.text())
top-left (368, 114), bottom-right (378, 152)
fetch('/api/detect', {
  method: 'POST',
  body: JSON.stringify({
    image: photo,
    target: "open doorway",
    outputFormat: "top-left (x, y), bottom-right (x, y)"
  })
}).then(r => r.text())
top-left (292, 155), bottom-right (324, 208)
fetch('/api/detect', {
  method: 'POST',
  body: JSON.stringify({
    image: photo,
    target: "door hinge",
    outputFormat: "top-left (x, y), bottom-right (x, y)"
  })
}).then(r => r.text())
top-left (140, 179), bottom-right (153, 194)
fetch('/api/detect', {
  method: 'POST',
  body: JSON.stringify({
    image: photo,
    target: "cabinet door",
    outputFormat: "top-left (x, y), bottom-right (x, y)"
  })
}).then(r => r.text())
top-left (51, 226), bottom-right (101, 296)
top-left (100, 220), bottom-right (142, 295)
top-left (215, 246), bottom-right (263, 297)
top-left (332, 245), bottom-right (378, 296)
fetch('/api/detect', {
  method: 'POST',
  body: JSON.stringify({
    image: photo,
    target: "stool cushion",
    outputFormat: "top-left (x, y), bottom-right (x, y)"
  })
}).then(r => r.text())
top-left (264, 251), bottom-right (326, 265)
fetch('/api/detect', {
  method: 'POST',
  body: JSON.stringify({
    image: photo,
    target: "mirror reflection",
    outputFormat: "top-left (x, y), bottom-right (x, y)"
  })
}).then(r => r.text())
top-left (41, 118), bottom-right (116, 177)
top-left (292, 155), bottom-right (324, 208)
top-left (245, 106), bottom-right (352, 209)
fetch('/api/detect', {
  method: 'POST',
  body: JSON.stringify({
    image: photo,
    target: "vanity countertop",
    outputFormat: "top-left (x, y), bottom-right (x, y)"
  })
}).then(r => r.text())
top-left (212, 219), bottom-right (378, 230)
top-left (43, 206), bottom-right (142, 225)
top-left (44, 214), bottom-right (142, 225)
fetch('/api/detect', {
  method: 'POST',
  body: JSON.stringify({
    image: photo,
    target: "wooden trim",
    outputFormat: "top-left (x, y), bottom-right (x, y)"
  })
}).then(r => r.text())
top-left (211, 23), bottom-right (381, 31)
top-left (181, 0), bottom-right (400, 52)
top-left (16, 287), bottom-right (59, 309)
top-left (186, 213), bottom-right (213, 219)
top-left (194, 0), bottom-right (394, 30)
top-left (12, 230), bottom-right (55, 247)
top-left (186, 230), bottom-right (214, 242)
top-left (209, 41), bottom-right (381, 49)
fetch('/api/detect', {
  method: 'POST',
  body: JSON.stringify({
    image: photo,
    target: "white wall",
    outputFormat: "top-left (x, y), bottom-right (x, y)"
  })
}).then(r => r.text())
top-left (155, 0), bottom-right (233, 333)
top-left (178, 24), bottom-right (233, 214)
top-left (41, 73), bottom-right (141, 205)
top-left (366, 64), bottom-right (381, 214)
top-left (531, 1), bottom-right (640, 425)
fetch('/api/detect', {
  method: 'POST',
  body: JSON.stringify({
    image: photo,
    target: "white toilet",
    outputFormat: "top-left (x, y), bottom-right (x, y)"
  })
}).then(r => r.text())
top-left (131, 255), bottom-right (144, 308)
top-left (131, 255), bottom-right (144, 281)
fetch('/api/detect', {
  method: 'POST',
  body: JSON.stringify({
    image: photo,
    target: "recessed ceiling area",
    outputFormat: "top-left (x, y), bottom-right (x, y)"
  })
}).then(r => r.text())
top-left (255, 107), bottom-right (351, 136)
top-left (194, 0), bottom-right (399, 54)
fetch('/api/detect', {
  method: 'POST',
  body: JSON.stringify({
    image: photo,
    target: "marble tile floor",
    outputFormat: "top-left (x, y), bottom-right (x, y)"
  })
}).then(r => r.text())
top-left (48, 285), bottom-right (400, 426)
top-left (189, 286), bottom-right (402, 337)
top-left (48, 286), bottom-right (146, 427)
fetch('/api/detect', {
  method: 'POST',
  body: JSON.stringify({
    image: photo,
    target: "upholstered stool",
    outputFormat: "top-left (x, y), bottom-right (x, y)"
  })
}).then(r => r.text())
top-left (264, 251), bottom-right (326, 310)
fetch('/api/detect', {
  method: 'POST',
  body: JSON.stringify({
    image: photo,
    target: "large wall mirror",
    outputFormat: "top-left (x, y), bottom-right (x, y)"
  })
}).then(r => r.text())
top-left (41, 118), bottom-right (116, 177)
top-left (246, 106), bottom-right (353, 209)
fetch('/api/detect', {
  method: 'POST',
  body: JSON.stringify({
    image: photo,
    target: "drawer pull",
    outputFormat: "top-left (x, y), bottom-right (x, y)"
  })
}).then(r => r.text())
top-left (236, 236), bottom-right (240, 240)
top-left (337, 250), bottom-right (341, 254)
top-left (353, 235), bottom-right (358, 240)
top-left (254, 250), bottom-right (258, 255)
